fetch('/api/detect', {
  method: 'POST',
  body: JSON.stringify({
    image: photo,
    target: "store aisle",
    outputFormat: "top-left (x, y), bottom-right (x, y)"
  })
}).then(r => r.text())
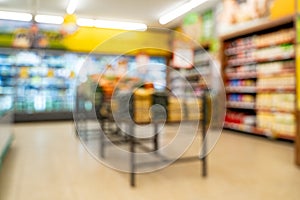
top-left (0, 122), bottom-right (299, 200)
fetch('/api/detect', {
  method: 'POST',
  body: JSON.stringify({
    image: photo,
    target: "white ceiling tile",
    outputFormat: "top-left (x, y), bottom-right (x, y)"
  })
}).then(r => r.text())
top-left (0, 0), bottom-right (220, 27)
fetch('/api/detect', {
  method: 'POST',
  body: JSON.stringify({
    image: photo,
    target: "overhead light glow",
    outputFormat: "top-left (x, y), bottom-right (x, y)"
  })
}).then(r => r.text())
top-left (76, 18), bottom-right (95, 27)
top-left (0, 11), bottom-right (32, 22)
top-left (159, 0), bottom-right (208, 25)
top-left (94, 19), bottom-right (147, 31)
top-left (66, 0), bottom-right (79, 15)
top-left (34, 14), bottom-right (64, 24)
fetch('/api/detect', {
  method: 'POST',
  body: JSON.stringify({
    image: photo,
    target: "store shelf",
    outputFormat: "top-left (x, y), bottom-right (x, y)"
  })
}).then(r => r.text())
top-left (255, 127), bottom-right (295, 141)
top-left (256, 107), bottom-right (295, 114)
top-left (227, 102), bottom-right (255, 109)
top-left (257, 71), bottom-right (295, 78)
top-left (221, 15), bottom-right (296, 140)
top-left (256, 86), bottom-right (295, 92)
top-left (227, 53), bottom-right (295, 67)
top-left (226, 86), bottom-right (256, 93)
top-left (226, 72), bottom-right (257, 79)
top-left (225, 39), bottom-right (295, 56)
top-left (220, 14), bottom-right (294, 40)
top-left (275, 133), bottom-right (295, 141)
top-left (185, 73), bottom-right (200, 79)
top-left (224, 122), bottom-right (265, 136)
top-left (224, 122), bottom-right (293, 140)
top-left (194, 60), bottom-right (210, 66)
top-left (14, 111), bottom-right (73, 122)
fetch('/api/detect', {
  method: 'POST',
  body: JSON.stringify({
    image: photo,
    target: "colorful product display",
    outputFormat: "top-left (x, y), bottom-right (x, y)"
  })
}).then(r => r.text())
top-left (227, 94), bottom-right (255, 103)
top-left (254, 28), bottom-right (295, 47)
top-left (9, 51), bottom-right (79, 113)
top-left (256, 93), bottom-right (295, 111)
top-left (257, 75), bottom-right (295, 89)
top-left (225, 111), bottom-right (256, 126)
top-left (225, 28), bottom-right (295, 52)
top-left (257, 111), bottom-right (295, 136)
top-left (226, 79), bottom-right (256, 87)
top-left (225, 27), bottom-right (295, 67)
top-left (256, 60), bottom-right (294, 75)
top-left (223, 21), bottom-right (296, 140)
top-left (0, 47), bottom-right (167, 121)
top-left (227, 44), bottom-right (294, 66)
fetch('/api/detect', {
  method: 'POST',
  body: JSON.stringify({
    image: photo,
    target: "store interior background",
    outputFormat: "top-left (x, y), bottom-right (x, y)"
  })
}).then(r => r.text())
top-left (0, 0), bottom-right (300, 199)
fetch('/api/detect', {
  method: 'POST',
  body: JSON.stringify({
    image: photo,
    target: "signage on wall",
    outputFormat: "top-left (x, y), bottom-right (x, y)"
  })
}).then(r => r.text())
top-left (172, 40), bottom-right (194, 69)
top-left (217, 0), bottom-right (273, 34)
top-left (181, 10), bottom-right (215, 44)
top-left (182, 12), bottom-right (202, 42)
top-left (0, 20), bottom-right (66, 49)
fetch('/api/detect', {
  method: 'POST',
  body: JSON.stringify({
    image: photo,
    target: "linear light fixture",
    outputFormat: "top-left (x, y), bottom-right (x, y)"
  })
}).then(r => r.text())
top-left (0, 11), bottom-right (32, 22)
top-left (34, 14), bottom-right (64, 24)
top-left (76, 18), bottom-right (147, 31)
top-left (76, 18), bottom-right (95, 27)
top-left (159, 0), bottom-right (208, 25)
top-left (66, 0), bottom-right (79, 15)
top-left (94, 19), bottom-right (147, 31)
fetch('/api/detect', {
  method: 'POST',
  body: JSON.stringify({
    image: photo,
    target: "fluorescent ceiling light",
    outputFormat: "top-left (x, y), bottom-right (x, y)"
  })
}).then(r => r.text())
top-left (0, 11), bottom-right (32, 22)
top-left (34, 14), bottom-right (64, 24)
top-left (94, 19), bottom-right (147, 31)
top-left (159, 0), bottom-right (208, 25)
top-left (66, 0), bottom-right (79, 15)
top-left (76, 18), bottom-right (147, 31)
top-left (77, 18), bottom-right (95, 27)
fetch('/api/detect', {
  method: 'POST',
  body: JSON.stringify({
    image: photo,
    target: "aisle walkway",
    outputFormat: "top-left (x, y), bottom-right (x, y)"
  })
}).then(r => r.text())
top-left (0, 122), bottom-right (299, 200)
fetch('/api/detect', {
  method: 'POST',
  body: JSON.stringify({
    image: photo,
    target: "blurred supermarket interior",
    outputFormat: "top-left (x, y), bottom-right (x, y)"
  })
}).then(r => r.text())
top-left (0, 0), bottom-right (300, 199)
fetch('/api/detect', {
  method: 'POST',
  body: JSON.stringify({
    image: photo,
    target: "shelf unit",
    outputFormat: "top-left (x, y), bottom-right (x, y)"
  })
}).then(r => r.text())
top-left (168, 47), bottom-right (211, 122)
top-left (220, 15), bottom-right (297, 141)
top-left (0, 88), bottom-right (13, 168)
top-left (0, 48), bottom-right (82, 122)
top-left (295, 5), bottom-right (300, 165)
top-left (0, 47), bottom-right (14, 165)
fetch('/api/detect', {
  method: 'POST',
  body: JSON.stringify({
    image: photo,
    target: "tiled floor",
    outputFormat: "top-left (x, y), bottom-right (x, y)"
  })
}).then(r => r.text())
top-left (0, 122), bottom-right (300, 200)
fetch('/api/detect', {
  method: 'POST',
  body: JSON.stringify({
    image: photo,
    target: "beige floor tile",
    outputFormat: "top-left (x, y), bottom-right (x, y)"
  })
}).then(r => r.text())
top-left (0, 122), bottom-right (299, 200)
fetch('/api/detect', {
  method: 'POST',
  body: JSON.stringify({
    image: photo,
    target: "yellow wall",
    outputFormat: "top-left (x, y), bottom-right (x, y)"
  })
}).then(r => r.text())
top-left (62, 27), bottom-right (171, 56)
top-left (269, 0), bottom-right (295, 19)
top-left (297, 45), bottom-right (300, 110)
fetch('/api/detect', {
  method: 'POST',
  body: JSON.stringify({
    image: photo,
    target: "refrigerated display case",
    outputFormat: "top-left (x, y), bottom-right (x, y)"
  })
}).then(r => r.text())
top-left (0, 50), bottom-right (13, 167)
top-left (13, 49), bottom-right (81, 121)
top-left (0, 48), bottom-right (81, 121)
top-left (0, 47), bottom-right (168, 122)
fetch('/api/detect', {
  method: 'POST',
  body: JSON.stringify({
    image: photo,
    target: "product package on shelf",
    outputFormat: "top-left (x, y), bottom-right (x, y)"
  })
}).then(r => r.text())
top-left (185, 98), bottom-right (202, 121)
top-left (256, 75), bottom-right (295, 90)
top-left (225, 111), bottom-right (256, 133)
top-left (256, 93), bottom-right (295, 111)
top-left (256, 60), bottom-right (294, 75)
top-left (256, 111), bottom-right (295, 137)
top-left (133, 88), bottom-right (153, 123)
top-left (167, 97), bottom-right (185, 122)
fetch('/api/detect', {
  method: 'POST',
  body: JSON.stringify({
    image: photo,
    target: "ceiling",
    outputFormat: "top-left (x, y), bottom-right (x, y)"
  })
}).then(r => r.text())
top-left (0, 0), bottom-right (220, 27)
